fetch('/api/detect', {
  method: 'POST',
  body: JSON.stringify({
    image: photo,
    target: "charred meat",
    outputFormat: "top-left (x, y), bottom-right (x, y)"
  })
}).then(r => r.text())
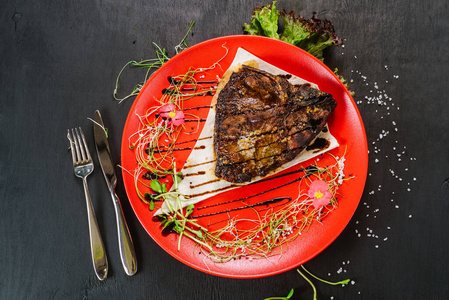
top-left (214, 65), bottom-right (336, 183)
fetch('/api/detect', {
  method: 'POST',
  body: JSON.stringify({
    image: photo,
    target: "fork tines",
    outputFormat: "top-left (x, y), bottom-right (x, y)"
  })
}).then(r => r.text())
top-left (68, 127), bottom-right (92, 165)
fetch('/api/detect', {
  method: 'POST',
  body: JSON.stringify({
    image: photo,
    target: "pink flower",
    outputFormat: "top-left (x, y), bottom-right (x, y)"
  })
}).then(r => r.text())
top-left (158, 103), bottom-right (185, 126)
top-left (307, 180), bottom-right (332, 209)
top-left (171, 110), bottom-right (185, 126)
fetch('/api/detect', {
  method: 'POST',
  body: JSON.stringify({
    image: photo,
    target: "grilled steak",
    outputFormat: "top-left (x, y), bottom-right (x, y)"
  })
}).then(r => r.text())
top-left (214, 65), bottom-right (336, 183)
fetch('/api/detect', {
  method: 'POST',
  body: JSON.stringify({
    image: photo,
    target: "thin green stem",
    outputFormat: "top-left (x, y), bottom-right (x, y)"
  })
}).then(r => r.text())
top-left (297, 269), bottom-right (317, 300)
top-left (264, 289), bottom-right (294, 300)
top-left (300, 265), bottom-right (350, 286)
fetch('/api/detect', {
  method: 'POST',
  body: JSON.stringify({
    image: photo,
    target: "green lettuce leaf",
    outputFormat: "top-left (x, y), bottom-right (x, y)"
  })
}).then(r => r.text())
top-left (243, 1), bottom-right (343, 61)
top-left (243, 2), bottom-right (353, 94)
top-left (280, 10), bottom-right (342, 60)
top-left (243, 1), bottom-right (280, 39)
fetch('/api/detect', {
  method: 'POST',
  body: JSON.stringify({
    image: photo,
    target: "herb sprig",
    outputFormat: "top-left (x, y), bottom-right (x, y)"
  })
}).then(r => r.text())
top-left (265, 265), bottom-right (350, 300)
top-left (113, 21), bottom-right (195, 103)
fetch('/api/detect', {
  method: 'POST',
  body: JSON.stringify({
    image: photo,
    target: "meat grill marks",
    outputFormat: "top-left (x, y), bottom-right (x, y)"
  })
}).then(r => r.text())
top-left (214, 65), bottom-right (336, 183)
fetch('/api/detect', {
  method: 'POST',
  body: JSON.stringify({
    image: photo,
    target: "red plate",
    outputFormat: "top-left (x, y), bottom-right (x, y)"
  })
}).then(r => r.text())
top-left (121, 35), bottom-right (368, 278)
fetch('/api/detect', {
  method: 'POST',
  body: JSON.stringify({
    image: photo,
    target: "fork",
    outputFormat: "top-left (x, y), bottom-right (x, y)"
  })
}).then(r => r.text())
top-left (67, 127), bottom-right (108, 280)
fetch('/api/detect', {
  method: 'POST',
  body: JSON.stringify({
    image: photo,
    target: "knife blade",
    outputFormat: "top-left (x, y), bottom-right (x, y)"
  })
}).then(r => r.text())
top-left (93, 110), bottom-right (137, 276)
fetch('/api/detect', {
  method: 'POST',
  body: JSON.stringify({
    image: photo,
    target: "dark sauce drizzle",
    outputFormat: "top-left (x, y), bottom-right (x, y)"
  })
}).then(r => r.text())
top-left (198, 136), bottom-right (213, 141)
top-left (162, 77), bottom-right (218, 96)
top-left (162, 89), bottom-right (215, 96)
top-left (183, 105), bottom-right (212, 111)
top-left (192, 165), bottom-right (319, 227)
top-left (193, 197), bottom-right (291, 218)
top-left (183, 171), bottom-right (206, 177)
top-left (151, 145), bottom-right (203, 153)
top-left (171, 138), bottom-right (197, 146)
top-left (145, 140), bottom-right (208, 154)
top-left (196, 165), bottom-right (318, 210)
top-left (151, 147), bottom-right (191, 154)
top-left (142, 169), bottom-right (174, 180)
top-left (183, 159), bottom-right (216, 169)
top-left (204, 197), bottom-right (293, 227)
top-left (167, 76), bottom-right (217, 85)
top-left (190, 178), bottom-right (221, 189)
top-left (306, 137), bottom-right (330, 152)
top-left (184, 119), bottom-right (207, 122)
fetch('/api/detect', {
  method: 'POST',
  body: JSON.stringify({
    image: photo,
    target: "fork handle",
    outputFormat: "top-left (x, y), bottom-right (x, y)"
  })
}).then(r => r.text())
top-left (110, 190), bottom-right (137, 276)
top-left (83, 178), bottom-right (108, 280)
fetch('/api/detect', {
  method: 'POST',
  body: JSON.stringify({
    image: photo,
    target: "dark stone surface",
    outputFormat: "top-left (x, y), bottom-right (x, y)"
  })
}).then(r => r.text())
top-left (1, 0), bottom-right (448, 299)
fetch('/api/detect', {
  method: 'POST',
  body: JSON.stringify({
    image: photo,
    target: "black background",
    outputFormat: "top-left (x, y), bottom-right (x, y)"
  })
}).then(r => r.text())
top-left (1, 0), bottom-right (449, 299)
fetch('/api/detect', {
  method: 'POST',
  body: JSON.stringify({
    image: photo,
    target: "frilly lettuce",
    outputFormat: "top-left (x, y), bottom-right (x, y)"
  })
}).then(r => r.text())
top-left (243, 2), bottom-right (281, 39)
top-left (243, 1), bottom-right (353, 94)
top-left (243, 1), bottom-right (343, 61)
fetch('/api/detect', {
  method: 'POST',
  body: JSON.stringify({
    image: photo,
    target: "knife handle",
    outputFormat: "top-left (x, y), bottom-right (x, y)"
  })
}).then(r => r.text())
top-left (110, 190), bottom-right (137, 276)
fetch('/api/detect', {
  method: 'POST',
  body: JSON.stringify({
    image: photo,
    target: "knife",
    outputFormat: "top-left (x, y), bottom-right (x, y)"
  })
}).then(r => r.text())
top-left (93, 110), bottom-right (137, 276)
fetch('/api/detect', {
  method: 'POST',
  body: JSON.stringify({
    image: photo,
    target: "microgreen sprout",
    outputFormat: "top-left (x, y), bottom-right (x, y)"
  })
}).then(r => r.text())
top-left (300, 265), bottom-right (350, 286)
top-left (113, 21), bottom-right (195, 103)
top-left (175, 20), bottom-right (195, 54)
top-left (264, 289), bottom-right (294, 300)
top-left (297, 268), bottom-right (318, 300)
top-left (297, 265), bottom-right (351, 300)
top-left (87, 117), bottom-right (108, 138)
top-left (267, 265), bottom-right (350, 300)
